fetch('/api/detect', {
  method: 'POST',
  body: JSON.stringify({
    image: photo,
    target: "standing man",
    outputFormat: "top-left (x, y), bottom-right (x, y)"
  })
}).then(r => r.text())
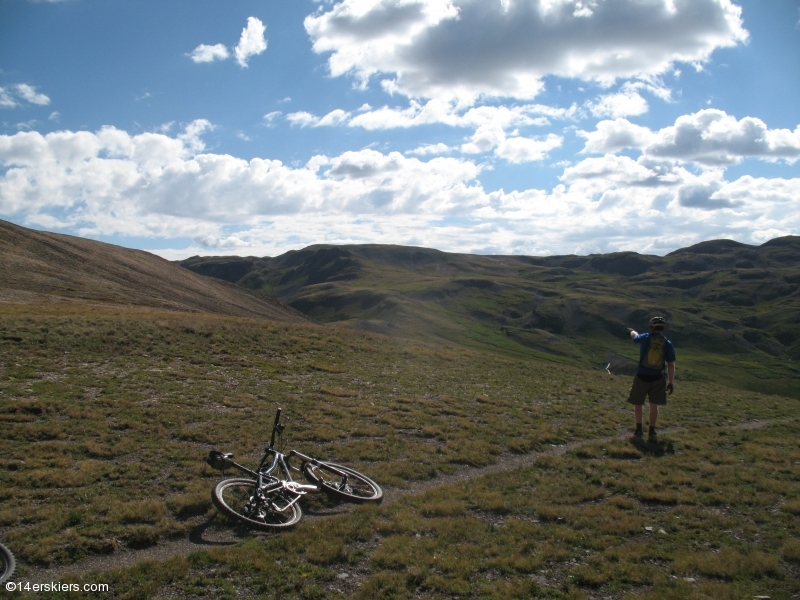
top-left (627, 316), bottom-right (676, 442)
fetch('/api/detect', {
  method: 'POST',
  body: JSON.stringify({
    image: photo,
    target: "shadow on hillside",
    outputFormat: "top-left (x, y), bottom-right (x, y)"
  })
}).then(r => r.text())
top-left (629, 437), bottom-right (675, 458)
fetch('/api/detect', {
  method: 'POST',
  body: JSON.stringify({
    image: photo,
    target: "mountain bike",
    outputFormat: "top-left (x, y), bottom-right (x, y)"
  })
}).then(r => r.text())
top-left (206, 408), bottom-right (382, 530)
top-left (0, 542), bottom-right (15, 584)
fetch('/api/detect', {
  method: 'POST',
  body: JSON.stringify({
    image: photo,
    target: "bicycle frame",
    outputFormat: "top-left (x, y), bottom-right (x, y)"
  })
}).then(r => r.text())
top-left (207, 408), bottom-right (354, 511)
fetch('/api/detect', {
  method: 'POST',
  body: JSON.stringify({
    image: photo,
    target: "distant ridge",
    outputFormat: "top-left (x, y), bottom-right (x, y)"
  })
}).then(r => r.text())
top-left (0, 219), bottom-right (306, 322)
top-left (180, 235), bottom-right (800, 398)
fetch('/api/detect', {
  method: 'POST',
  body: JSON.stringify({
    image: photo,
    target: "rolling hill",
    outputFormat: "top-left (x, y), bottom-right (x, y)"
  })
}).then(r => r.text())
top-left (180, 237), bottom-right (800, 398)
top-left (0, 219), bottom-right (305, 323)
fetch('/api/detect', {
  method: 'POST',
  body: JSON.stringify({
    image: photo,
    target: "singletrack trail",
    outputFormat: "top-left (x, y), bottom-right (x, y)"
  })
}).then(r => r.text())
top-left (20, 418), bottom-right (786, 582)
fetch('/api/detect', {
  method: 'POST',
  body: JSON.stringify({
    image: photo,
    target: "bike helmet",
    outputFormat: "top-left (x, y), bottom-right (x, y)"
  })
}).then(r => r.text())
top-left (649, 316), bottom-right (666, 331)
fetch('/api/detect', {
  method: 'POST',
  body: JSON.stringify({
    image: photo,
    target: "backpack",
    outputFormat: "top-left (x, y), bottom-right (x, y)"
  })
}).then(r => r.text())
top-left (641, 335), bottom-right (666, 371)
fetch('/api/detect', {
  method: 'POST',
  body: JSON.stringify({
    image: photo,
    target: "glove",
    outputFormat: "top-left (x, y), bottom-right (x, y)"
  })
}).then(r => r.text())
top-left (666, 383), bottom-right (674, 395)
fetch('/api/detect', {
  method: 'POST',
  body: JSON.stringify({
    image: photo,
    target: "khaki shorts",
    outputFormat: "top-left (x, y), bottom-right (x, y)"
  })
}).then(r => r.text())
top-left (627, 375), bottom-right (667, 406)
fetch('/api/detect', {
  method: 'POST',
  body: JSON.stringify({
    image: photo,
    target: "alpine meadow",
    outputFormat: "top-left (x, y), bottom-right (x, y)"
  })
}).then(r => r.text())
top-left (1, 219), bottom-right (799, 599)
top-left (2, 0), bottom-right (800, 598)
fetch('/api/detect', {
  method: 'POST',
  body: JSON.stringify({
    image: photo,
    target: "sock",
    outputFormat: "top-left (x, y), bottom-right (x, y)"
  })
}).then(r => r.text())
top-left (649, 426), bottom-right (656, 434)
top-left (635, 423), bottom-right (642, 432)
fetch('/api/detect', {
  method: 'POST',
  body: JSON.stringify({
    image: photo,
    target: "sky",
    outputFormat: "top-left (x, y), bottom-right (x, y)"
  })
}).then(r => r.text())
top-left (1, 0), bottom-right (799, 260)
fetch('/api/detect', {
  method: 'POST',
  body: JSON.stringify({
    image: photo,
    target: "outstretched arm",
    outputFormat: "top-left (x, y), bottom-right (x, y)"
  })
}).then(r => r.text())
top-left (628, 329), bottom-right (638, 339)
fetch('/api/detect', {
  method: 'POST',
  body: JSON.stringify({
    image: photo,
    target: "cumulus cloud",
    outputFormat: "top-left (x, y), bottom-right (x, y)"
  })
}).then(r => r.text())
top-left (2, 122), bottom-right (798, 258)
top-left (461, 124), bottom-right (563, 163)
top-left (581, 110), bottom-right (800, 166)
top-left (579, 118), bottom-right (656, 154)
top-left (187, 17), bottom-right (266, 67)
top-left (188, 43), bottom-right (230, 63)
top-left (0, 123), bottom-right (483, 228)
top-left (305, 0), bottom-right (747, 102)
top-left (676, 181), bottom-right (735, 210)
top-left (586, 82), bottom-right (651, 118)
top-left (234, 17), bottom-right (268, 67)
top-left (0, 84), bottom-right (51, 108)
top-left (646, 109), bottom-right (800, 165)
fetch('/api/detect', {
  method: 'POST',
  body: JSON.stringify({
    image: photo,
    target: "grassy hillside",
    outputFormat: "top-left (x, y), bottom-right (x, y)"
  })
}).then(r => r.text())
top-left (181, 237), bottom-right (800, 398)
top-left (2, 225), bottom-right (799, 598)
top-left (0, 219), bottom-right (304, 323)
top-left (1, 304), bottom-right (798, 599)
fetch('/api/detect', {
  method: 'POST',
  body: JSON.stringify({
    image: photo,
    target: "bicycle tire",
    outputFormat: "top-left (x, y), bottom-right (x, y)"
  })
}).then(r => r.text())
top-left (212, 479), bottom-right (302, 530)
top-left (0, 542), bottom-right (15, 584)
top-left (303, 462), bottom-right (383, 504)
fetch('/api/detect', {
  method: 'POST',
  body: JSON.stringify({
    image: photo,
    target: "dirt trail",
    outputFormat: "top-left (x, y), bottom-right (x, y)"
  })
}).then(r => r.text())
top-left (20, 418), bottom-right (786, 582)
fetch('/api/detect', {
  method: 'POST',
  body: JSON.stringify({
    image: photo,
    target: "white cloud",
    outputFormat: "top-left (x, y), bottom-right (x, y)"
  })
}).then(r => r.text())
top-left (346, 99), bottom-right (562, 130)
top-left (0, 88), bottom-right (16, 108)
top-left (586, 83), bottom-right (649, 118)
top-left (318, 109), bottom-right (352, 126)
top-left (646, 109), bottom-right (800, 165)
top-left (287, 109), bottom-right (352, 127)
top-left (561, 153), bottom-right (671, 187)
top-left (461, 124), bottom-right (563, 163)
top-left (287, 111), bottom-right (321, 127)
top-left (263, 111), bottom-right (283, 126)
top-left (305, 0), bottom-right (747, 102)
top-left (579, 118), bottom-right (656, 154)
top-left (193, 234), bottom-right (252, 249)
top-left (495, 133), bottom-right (564, 164)
top-left (0, 123), bottom-right (484, 228)
top-left (234, 17), bottom-right (268, 67)
top-left (580, 110), bottom-right (800, 166)
top-left (406, 142), bottom-right (451, 156)
top-left (14, 84), bottom-right (51, 106)
top-left (188, 43), bottom-right (230, 63)
top-left (2, 122), bottom-right (799, 259)
top-left (177, 119), bottom-right (213, 154)
top-left (0, 84), bottom-right (51, 108)
top-left (187, 17), bottom-right (267, 67)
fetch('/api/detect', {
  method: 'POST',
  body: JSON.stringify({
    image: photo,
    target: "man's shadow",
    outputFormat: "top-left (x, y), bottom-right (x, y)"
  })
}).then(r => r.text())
top-left (630, 437), bottom-right (675, 457)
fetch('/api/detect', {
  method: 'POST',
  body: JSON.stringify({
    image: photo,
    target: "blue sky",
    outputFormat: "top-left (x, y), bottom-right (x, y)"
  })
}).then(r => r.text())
top-left (1, 0), bottom-right (799, 259)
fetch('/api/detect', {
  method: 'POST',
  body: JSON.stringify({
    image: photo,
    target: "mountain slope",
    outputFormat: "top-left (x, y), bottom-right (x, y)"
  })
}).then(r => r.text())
top-left (0, 220), bottom-right (306, 323)
top-left (181, 238), bottom-right (800, 398)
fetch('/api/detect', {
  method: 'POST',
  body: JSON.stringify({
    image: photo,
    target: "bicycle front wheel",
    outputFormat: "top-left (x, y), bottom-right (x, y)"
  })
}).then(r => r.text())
top-left (212, 479), bottom-right (302, 529)
top-left (0, 542), bottom-right (15, 584)
top-left (303, 462), bottom-right (383, 504)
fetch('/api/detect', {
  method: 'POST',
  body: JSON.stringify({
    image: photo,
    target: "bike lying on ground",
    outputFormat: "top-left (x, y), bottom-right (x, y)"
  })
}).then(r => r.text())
top-left (206, 408), bottom-right (382, 529)
top-left (0, 541), bottom-right (15, 584)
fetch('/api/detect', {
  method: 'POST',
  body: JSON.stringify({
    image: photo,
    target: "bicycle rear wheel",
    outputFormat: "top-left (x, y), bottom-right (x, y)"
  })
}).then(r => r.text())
top-left (0, 542), bottom-right (15, 584)
top-left (303, 462), bottom-right (383, 504)
top-left (212, 479), bottom-right (302, 529)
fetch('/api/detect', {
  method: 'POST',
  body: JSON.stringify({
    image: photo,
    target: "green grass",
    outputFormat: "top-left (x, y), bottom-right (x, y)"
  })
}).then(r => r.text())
top-left (33, 421), bottom-right (800, 600)
top-left (2, 303), bottom-right (799, 599)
